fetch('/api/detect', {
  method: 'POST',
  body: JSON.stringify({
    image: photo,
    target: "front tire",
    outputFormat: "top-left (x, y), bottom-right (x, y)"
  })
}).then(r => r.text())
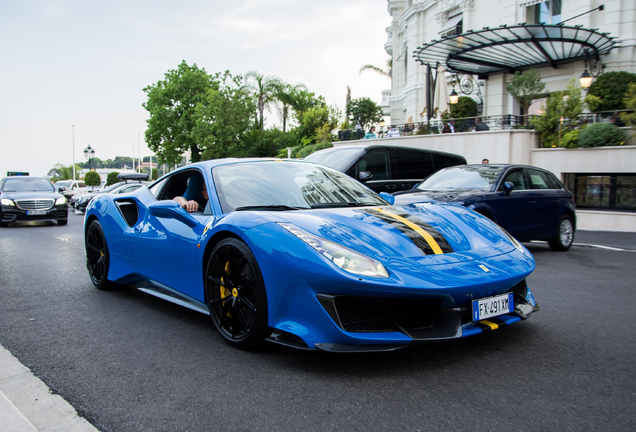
top-left (85, 220), bottom-right (116, 289)
top-left (548, 215), bottom-right (574, 251)
top-left (205, 238), bottom-right (269, 349)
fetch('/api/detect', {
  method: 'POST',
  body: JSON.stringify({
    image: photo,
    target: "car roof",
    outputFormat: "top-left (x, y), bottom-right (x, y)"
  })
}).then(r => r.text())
top-left (310, 144), bottom-right (465, 158)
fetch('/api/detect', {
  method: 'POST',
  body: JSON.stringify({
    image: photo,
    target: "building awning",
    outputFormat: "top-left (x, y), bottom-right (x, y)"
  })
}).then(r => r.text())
top-left (413, 23), bottom-right (617, 77)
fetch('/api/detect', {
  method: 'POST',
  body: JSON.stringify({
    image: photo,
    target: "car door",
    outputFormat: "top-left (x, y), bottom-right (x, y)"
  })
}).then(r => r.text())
top-left (525, 167), bottom-right (567, 238)
top-left (127, 169), bottom-right (208, 302)
top-left (489, 168), bottom-right (537, 240)
top-left (389, 148), bottom-right (436, 192)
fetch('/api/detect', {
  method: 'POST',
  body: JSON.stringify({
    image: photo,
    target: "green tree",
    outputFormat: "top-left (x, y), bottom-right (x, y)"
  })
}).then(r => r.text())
top-left (106, 172), bottom-right (120, 186)
top-left (531, 78), bottom-right (588, 147)
top-left (506, 68), bottom-right (546, 114)
top-left (143, 60), bottom-right (217, 166)
top-left (620, 83), bottom-right (636, 125)
top-left (578, 123), bottom-right (625, 147)
top-left (359, 58), bottom-right (392, 78)
top-left (193, 71), bottom-right (256, 160)
top-left (298, 105), bottom-right (340, 145)
top-left (84, 171), bottom-right (101, 191)
top-left (272, 81), bottom-right (307, 132)
top-left (51, 163), bottom-right (80, 180)
top-left (346, 97), bottom-right (382, 131)
top-left (449, 96), bottom-right (478, 119)
top-left (244, 71), bottom-right (281, 129)
top-left (587, 71), bottom-right (636, 112)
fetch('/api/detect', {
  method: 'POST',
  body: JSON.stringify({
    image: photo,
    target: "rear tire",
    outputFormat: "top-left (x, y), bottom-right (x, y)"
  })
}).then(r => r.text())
top-left (548, 215), bottom-right (574, 251)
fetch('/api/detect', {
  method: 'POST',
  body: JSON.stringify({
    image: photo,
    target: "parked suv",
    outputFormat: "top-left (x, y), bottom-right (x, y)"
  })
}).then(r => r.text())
top-left (304, 145), bottom-right (466, 193)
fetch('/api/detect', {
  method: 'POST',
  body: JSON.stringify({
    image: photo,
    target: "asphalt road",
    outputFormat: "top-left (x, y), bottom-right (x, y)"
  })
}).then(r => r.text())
top-left (0, 214), bottom-right (634, 432)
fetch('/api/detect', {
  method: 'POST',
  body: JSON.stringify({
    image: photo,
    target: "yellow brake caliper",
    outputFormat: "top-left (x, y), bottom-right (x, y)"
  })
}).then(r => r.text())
top-left (219, 261), bottom-right (232, 317)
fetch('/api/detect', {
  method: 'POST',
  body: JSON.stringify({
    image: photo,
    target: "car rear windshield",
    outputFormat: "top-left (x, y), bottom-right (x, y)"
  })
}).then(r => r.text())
top-left (2, 177), bottom-right (55, 192)
top-left (304, 147), bottom-right (364, 172)
top-left (417, 166), bottom-right (503, 191)
top-left (212, 161), bottom-right (387, 213)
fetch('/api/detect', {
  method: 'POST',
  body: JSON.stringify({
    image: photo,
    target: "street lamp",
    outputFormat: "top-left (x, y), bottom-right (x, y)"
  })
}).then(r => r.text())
top-left (84, 145), bottom-right (95, 171)
top-left (579, 69), bottom-right (593, 89)
top-left (449, 89), bottom-right (459, 105)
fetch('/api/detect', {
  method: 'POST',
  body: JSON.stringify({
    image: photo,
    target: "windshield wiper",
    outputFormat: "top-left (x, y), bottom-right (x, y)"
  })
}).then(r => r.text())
top-left (235, 205), bottom-right (309, 212)
top-left (310, 202), bottom-right (376, 209)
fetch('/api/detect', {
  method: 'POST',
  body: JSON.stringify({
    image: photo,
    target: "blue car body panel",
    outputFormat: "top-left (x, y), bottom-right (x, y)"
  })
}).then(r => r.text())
top-left (85, 159), bottom-right (538, 351)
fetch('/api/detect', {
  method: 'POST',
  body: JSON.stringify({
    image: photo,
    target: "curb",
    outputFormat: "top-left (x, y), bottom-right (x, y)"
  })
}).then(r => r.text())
top-left (0, 344), bottom-right (97, 432)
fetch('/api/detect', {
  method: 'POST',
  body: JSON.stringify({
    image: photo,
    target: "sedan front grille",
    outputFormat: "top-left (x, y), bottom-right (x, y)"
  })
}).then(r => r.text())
top-left (320, 295), bottom-right (442, 333)
top-left (15, 199), bottom-right (54, 211)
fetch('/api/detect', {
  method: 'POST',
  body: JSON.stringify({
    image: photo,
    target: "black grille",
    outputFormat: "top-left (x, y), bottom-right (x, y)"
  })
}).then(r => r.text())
top-left (16, 199), bottom-right (54, 210)
top-left (332, 296), bottom-right (442, 333)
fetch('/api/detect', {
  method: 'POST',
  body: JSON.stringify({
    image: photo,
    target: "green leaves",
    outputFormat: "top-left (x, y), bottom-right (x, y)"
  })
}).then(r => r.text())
top-left (345, 97), bottom-right (382, 131)
top-left (506, 69), bottom-right (546, 114)
top-left (142, 61), bottom-right (217, 166)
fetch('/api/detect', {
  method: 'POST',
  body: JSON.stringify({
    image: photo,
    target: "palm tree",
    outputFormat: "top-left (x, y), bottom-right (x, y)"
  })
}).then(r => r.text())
top-left (359, 58), bottom-right (392, 78)
top-left (244, 71), bottom-right (281, 129)
top-left (272, 82), bottom-right (307, 132)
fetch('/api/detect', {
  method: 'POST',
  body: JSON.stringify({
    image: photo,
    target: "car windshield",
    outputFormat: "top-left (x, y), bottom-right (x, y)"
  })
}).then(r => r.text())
top-left (101, 182), bottom-right (125, 193)
top-left (2, 177), bottom-right (55, 192)
top-left (416, 166), bottom-right (504, 191)
top-left (304, 147), bottom-right (364, 172)
top-left (55, 181), bottom-right (71, 188)
top-left (213, 161), bottom-right (387, 213)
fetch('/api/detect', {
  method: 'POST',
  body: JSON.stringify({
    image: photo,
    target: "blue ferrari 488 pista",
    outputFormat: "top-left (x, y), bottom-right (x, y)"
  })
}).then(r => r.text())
top-left (84, 159), bottom-right (538, 352)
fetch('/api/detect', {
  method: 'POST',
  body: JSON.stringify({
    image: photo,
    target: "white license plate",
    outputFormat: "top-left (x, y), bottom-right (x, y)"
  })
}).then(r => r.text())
top-left (472, 293), bottom-right (514, 321)
top-left (27, 210), bottom-right (47, 215)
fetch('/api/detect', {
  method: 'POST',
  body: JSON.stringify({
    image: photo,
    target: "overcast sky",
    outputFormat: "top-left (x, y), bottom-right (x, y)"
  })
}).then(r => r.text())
top-left (0, 0), bottom-right (392, 177)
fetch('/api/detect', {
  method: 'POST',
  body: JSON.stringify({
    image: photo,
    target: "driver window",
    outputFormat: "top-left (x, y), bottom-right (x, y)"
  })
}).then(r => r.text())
top-left (501, 170), bottom-right (527, 191)
top-left (157, 170), bottom-right (210, 214)
top-left (358, 150), bottom-right (389, 180)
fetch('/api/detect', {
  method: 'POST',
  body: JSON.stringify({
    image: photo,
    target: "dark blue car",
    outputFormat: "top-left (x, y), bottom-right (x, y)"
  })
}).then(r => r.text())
top-left (393, 164), bottom-right (576, 251)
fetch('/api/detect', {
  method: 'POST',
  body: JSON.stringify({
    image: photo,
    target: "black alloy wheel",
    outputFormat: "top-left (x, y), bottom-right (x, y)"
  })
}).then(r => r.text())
top-left (205, 238), bottom-right (269, 349)
top-left (548, 215), bottom-right (575, 251)
top-left (85, 220), bottom-right (115, 289)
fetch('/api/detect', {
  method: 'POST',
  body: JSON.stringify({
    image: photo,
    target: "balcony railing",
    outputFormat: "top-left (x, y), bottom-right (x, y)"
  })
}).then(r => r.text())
top-left (338, 110), bottom-right (632, 140)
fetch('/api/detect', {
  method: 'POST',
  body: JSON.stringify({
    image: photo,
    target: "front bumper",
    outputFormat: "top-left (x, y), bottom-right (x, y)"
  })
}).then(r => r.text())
top-left (1, 205), bottom-right (68, 224)
top-left (267, 279), bottom-right (539, 352)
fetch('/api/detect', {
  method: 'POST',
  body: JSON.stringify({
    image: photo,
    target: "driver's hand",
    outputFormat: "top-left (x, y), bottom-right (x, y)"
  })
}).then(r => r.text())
top-left (183, 200), bottom-right (198, 212)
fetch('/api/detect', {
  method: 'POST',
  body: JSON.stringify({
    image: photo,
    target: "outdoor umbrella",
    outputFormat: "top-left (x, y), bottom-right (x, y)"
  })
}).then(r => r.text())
top-left (433, 63), bottom-right (450, 118)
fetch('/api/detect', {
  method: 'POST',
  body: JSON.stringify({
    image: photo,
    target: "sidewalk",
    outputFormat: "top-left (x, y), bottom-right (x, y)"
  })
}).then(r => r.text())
top-left (0, 344), bottom-right (97, 432)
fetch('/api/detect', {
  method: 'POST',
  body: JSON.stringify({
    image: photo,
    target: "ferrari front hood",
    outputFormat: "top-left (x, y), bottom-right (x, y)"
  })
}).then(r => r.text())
top-left (273, 203), bottom-right (517, 265)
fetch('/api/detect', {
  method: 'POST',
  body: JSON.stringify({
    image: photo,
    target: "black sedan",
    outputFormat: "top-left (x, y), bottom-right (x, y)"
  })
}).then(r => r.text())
top-left (0, 176), bottom-right (68, 226)
top-left (393, 164), bottom-right (576, 251)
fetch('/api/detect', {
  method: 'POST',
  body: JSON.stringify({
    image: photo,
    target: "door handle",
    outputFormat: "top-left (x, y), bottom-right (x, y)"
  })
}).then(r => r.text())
top-left (386, 184), bottom-right (397, 190)
top-left (528, 201), bottom-right (536, 205)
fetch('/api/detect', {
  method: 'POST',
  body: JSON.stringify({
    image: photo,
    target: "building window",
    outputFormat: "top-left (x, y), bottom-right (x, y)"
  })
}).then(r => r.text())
top-left (563, 173), bottom-right (636, 212)
top-left (527, 0), bottom-right (562, 24)
top-left (441, 14), bottom-right (463, 38)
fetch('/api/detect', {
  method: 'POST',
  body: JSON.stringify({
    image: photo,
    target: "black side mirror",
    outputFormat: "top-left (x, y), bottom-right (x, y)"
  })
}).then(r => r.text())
top-left (502, 181), bottom-right (514, 196)
top-left (359, 171), bottom-right (373, 182)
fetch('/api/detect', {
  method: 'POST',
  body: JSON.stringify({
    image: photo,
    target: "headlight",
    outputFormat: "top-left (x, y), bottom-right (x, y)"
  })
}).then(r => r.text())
top-left (1, 198), bottom-right (15, 206)
top-left (498, 225), bottom-right (525, 252)
top-left (79, 196), bottom-right (91, 204)
top-left (55, 197), bottom-right (67, 205)
top-left (279, 223), bottom-right (389, 278)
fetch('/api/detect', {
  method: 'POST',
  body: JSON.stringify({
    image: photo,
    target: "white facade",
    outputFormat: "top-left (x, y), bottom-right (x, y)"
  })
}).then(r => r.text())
top-left (385, 0), bottom-right (636, 125)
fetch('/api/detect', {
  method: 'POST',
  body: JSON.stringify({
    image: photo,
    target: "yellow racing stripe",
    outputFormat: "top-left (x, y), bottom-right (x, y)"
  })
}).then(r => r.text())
top-left (375, 208), bottom-right (444, 255)
top-left (480, 320), bottom-right (499, 330)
